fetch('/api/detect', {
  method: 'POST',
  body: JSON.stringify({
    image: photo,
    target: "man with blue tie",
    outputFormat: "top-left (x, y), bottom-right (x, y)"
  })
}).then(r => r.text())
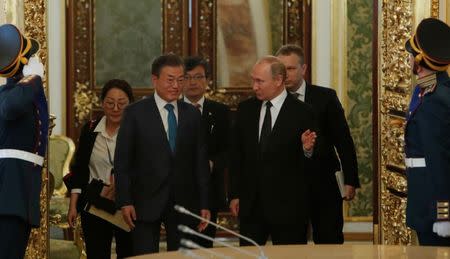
top-left (0, 24), bottom-right (48, 259)
top-left (114, 53), bottom-right (211, 255)
top-left (404, 18), bottom-right (450, 246)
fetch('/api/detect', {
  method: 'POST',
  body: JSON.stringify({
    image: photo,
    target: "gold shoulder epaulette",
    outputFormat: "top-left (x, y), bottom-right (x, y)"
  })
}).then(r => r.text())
top-left (18, 75), bottom-right (37, 85)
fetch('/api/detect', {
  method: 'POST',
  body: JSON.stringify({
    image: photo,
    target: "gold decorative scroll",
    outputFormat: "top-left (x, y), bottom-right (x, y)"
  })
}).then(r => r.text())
top-left (23, 0), bottom-right (49, 258)
top-left (430, 0), bottom-right (439, 18)
top-left (379, 0), bottom-right (413, 245)
top-left (74, 82), bottom-right (100, 124)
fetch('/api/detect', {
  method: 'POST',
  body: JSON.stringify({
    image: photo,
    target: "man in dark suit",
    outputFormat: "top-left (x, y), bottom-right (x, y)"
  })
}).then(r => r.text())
top-left (114, 53), bottom-right (211, 255)
top-left (182, 56), bottom-right (231, 248)
top-left (276, 44), bottom-right (360, 244)
top-left (0, 24), bottom-right (48, 259)
top-left (404, 18), bottom-right (450, 246)
top-left (229, 56), bottom-right (317, 245)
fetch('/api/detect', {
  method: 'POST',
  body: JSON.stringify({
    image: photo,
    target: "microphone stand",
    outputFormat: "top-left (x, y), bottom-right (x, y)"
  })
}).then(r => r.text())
top-left (179, 225), bottom-right (259, 258)
top-left (174, 205), bottom-right (268, 259)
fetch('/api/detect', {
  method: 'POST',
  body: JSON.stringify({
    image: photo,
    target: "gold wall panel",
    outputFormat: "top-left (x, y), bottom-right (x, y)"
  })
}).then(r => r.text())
top-left (379, 0), bottom-right (438, 245)
top-left (379, 0), bottom-right (413, 245)
top-left (23, 0), bottom-right (49, 258)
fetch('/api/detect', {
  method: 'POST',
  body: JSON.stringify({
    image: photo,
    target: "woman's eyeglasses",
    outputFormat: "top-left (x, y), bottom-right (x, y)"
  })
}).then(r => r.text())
top-left (104, 101), bottom-right (128, 110)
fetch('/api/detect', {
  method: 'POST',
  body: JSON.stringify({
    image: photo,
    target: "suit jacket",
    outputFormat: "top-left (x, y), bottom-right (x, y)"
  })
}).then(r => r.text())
top-left (202, 99), bottom-right (231, 210)
top-left (114, 95), bottom-right (210, 222)
top-left (405, 72), bottom-right (450, 232)
top-left (0, 75), bottom-right (49, 227)
top-left (67, 119), bottom-right (102, 211)
top-left (230, 93), bottom-right (316, 224)
top-left (303, 83), bottom-right (359, 187)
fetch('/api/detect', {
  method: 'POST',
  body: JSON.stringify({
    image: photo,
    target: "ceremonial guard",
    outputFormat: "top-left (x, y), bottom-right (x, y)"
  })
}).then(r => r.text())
top-left (0, 24), bottom-right (49, 258)
top-left (404, 18), bottom-right (450, 246)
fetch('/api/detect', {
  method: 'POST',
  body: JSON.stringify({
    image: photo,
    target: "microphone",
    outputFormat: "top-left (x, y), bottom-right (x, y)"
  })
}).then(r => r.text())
top-left (179, 225), bottom-right (258, 258)
top-left (180, 238), bottom-right (232, 259)
top-left (178, 247), bottom-right (206, 259)
top-left (174, 205), bottom-right (268, 259)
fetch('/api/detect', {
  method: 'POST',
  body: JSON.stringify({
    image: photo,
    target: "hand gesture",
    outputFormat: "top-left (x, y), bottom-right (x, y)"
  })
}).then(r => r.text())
top-left (229, 199), bottom-right (240, 217)
top-left (301, 129), bottom-right (317, 152)
top-left (197, 209), bottom-right (211, 232)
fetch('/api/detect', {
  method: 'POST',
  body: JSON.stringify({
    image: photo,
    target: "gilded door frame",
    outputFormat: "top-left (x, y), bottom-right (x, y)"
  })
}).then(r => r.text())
top-left (23, 0), bottom-right (50, 258)
top-left (376, 0), bottom-right (440, 245)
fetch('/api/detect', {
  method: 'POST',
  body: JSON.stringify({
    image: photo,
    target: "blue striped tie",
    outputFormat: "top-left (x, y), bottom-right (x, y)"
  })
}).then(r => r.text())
top-left (165, 103), bottom-right (177, 152)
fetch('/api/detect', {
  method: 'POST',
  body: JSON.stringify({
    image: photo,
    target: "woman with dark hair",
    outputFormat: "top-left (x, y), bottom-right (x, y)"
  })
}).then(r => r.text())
top-left (67, 79), bottom-right (134, 259)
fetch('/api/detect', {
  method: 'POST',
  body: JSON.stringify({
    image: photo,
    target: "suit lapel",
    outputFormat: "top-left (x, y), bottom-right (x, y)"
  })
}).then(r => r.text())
top-left (253, 99), bottom-right (262, 150)
top-left (149, 95), bottom-right (172, 155)
top-left (202, 99), bottom-right (214, 135)
top-left (176, 100), bottom-right (187, 155)
top-left (202, 99), bottom-right (210, 120)
top-left (270, 95), bottom-right (293, 146)
top-left (304, 82), bottom-right (314, 105)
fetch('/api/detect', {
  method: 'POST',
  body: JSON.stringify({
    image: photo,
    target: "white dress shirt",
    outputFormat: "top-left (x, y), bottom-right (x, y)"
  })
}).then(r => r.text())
top-left (154, 91), bottom-right (179, 139)
top-left (291, 80), bottom-right (306, 102)
top-left (257, 89), bottom-right (313, 157)
top-left (71, 116), bottom-right (117, 194)
top-left (183, 96), bottom-right (205, 114)
top-left (258, 90), bottom-right (287, 139)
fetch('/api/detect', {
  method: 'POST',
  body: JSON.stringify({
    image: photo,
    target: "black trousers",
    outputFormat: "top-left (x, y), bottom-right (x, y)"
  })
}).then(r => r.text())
top-left (239, 197), bottom-right (307, 246)
top-left (309, 174), bottom-right (344, 244)
top-left (196, 209), bottom-right (217, 248)
top-left (130, 200), bottom-right (199, 256)
top-left (0, 215), bottom-right (31, 259)
top-left (417, 231), bottom-right (450, 246)
top-left (81, 211), bottom-right (132, 259)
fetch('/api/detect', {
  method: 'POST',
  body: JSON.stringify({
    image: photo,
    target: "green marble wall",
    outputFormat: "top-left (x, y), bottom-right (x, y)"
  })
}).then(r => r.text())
top-left (346, 0), bottom-right (373, 217)
top-left (95, 0), bottom-right (161, 88)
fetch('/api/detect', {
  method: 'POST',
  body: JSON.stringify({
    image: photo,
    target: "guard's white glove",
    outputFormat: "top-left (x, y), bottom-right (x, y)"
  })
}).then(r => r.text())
top-left (22, 56), bottom-right (44, 78)
top-left (433, 222), bottom-right (450, 237)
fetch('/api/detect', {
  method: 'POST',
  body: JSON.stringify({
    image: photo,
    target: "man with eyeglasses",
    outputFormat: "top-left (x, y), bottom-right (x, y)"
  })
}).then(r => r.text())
top-left (114, 53), bottom-right (211, 255)
top-left (182, 56), bottom-right (231, 248)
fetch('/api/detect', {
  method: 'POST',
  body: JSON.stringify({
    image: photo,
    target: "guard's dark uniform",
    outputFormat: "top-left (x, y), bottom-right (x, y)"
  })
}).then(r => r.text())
top-left (404, 18), bottom-right (450, 246)
top-left (0, 24), bottom-right (49, 258)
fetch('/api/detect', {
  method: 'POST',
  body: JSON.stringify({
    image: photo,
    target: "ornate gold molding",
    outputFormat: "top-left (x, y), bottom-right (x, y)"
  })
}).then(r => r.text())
top-left (23, 0), bottom-right (49, 258)
top-left (24, 0), bottom-right (47, 94)
top-left (430, 0), bottom-right (439, 18)
top-left (380, 0), bottom-right (413, 245)
top-left (196, 0), bottom-right (215, 87)
top-left (162, 0), bottom-right (188, 55)
top-left (284, 0), bottom-right (304, 45)
top-left (74, 82), bottom-right (100, 125)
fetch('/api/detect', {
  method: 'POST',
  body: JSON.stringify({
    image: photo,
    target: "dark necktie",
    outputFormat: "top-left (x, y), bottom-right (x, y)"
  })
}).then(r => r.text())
top-left (291, 92), bottom-right (300, 99)
top-left (193, 102), bottom-right (202, 112)
top-left (260, 101), bottom-right (272, 151)
top-left (164, 103), bottom-right (177, 152)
